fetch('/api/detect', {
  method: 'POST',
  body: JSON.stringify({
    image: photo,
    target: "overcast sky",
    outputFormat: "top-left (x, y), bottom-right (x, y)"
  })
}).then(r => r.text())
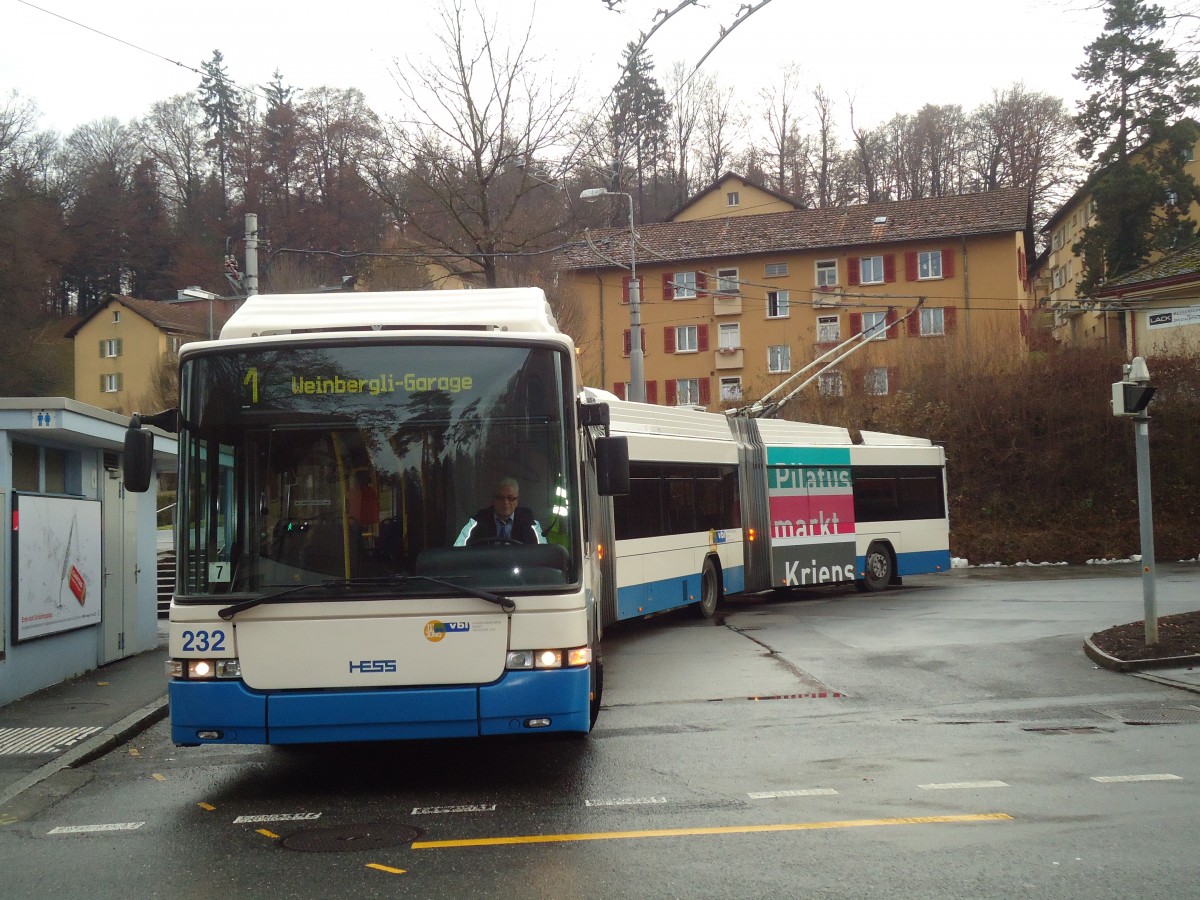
top-left (5, 0), bottom-right (1107, 141)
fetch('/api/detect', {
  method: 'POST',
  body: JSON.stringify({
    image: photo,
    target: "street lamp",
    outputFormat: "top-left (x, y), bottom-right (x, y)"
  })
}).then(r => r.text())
top-left (580, 188), bottom-right (644, 403)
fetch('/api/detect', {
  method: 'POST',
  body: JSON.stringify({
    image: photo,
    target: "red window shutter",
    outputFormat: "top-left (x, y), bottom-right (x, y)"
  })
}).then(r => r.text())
top-left (623, 329), bottom-right (631, 356)
top-left (904, 252), bottom-right (918, 281)
top-left (664, 326), bottom-right (676, 353)
top-left (666, 380), bottom-right (678, 406)
top-left (613, 382), bottom-right (626, 400)
top-left (884, 307), bottom-right (898, 339)
top-left (697, 324), bottom-right (709, 351)
top-left (848, 258), bottom-right (861, 286)
top-left (621, 275), bottom-right (632, 304)
top-left (699, 378), bottom-right (711, 406)
top-left (662, 273), bottom-right (674, 301)
top-left (941, 248), bottom-right (955, 279)
top-left (1017, 247), bottom-right (1026, 281)
top-left (645, 381), bottom-right (658, 404)
top-left (907, 309), bottom-right (920, 337)
top-left (883, 254), bottom-right (896, 283)
top-left (888, 366), bottom-right (900, 392)
top-left (696, 272), bottom-right (709, 298)
top-left (944, 305), bottom-right (958, 334)
top-left (849, 312), bottom-right (863, 335)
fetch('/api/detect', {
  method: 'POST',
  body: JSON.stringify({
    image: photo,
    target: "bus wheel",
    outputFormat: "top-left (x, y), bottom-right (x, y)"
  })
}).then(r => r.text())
top-left (858, 542), bottom-right (894, 592)
top-left (696, 559), bottom-right (721, 618)
top-left (589, 652), bottom-right (604, 730)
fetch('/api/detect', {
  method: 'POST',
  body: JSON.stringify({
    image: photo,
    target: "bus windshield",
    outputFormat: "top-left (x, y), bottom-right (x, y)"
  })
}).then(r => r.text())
top-left (176, 340), bottom-right (577, 599)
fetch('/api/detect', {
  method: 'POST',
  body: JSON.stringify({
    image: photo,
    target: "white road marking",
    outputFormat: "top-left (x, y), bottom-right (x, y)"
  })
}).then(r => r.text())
top-left (233, 813), bottom-right (323, 823)
top-left (748, 789), bottom-right (839, 799)
top-left (411, 804), bottom-right (497, 814)
top-left (918, 780), bottom-right (1009, 790)
top-left (585, 797), bottom-right (668, 807)
top-left (48, 823), bottom-right (145, 834)
top-left (1091, 774), bottom-right (1182, 783)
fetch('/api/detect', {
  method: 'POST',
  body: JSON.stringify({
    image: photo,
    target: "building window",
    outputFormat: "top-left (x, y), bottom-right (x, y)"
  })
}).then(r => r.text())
top-left (168, 336), bottom-right (184, 355)
top-left (675, 324), bottom-right (699, 352)
top-left (726, 191), bottom-right (740, 207)
top-left (716, 267), bottom-right (739, 295)
top-left (101, 373), bottom-right (123, 393)
top-left (718, 322), bottom-right (740, 349)
top-left (1051, 227), bottom-right (1065, 251)
top-left (12, 442), bottom-right (39, 491)
top-left (860, 256), bottom-right (884, 285)
top-left (917, 250), bottom-right (942, 280)
top-left (920, 307), bottom-right (946, 336)
top-left (768, 344), bottom-right (791, 373)
top-left (675, 378), bottom-right (702, 406)
top-left (112, 310), bottom-right (121, 323)
top-left (817, 314), bottom-right (840, 344)
top-left (765, 262), bottom-right (788, 278)
top-left (818, 371), bottom-right (843, 397)
top-left (672, 271), bottom-right (698, 299)
top-left (99, 338), bottom-right (122, 358)
top-left (720, 376), bottom-right (742, 402)
top-left (864, 367), bottom-right (889, 396)
top-left (816, 260), bottom-right (838, 287)
top-left (862, 311), bottom-right (888, 340)
top-left (1053, 267), bottom-right (1066, 289)
top-left (767, 290), bottom-right (789, 318)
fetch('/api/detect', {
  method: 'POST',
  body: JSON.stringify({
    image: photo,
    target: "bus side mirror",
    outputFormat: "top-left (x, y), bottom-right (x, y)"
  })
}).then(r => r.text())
top-left (595, 436), bottom-right (629, 496)
top-left (123, 409), bottom-right (179, 493)
top-left (123, 426), bottom-right (154, 493)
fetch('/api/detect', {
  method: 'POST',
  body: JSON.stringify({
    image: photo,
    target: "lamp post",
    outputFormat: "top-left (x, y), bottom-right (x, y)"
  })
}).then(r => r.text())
top-left (580, 188), bottom-right (644, 403)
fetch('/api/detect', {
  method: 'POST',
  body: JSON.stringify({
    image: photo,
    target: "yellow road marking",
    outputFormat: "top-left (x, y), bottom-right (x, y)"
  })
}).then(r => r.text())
top-left (412, 813), bottom-right (1012, 849)
top-left (197, 803), bottom-right (216, 811)
top-left (151, 774), bottom-right (166, 781)
top-left (257, 829), bottom-right (280, 839)
top-left (366, 863), bottom-right (407, 874)
top-left (128, 748), bottom-right (140, 758)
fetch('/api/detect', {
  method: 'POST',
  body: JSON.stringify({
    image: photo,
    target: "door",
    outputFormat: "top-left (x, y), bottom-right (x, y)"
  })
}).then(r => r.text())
top-left (101, 466), bottom-right (140, 663)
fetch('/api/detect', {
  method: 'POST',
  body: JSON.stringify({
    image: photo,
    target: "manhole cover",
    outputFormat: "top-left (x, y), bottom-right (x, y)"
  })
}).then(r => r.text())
top-left (281, 823), bottom-right (423, 852)
top-left (1098, 705), bottom-right (1200, 726)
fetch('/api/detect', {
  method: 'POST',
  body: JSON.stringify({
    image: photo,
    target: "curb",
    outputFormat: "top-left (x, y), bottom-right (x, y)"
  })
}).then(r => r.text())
top-left (0, 696), bottom-right (168, 808)
top-left (1083, 637), bottom-right (1200, 673)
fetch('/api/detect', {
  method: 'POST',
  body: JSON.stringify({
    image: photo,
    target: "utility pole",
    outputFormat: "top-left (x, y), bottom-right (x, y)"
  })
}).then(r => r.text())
top-left (244, 213), bottom-right (259, 297)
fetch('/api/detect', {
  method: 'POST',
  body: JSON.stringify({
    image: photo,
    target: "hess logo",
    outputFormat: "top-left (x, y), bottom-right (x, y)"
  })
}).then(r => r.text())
top-left (348, 659), bottom-right (397, 674)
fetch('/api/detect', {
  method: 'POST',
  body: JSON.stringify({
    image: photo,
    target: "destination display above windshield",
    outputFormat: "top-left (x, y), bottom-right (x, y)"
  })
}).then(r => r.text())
top-left (245, 368), bottom-right (476, 402)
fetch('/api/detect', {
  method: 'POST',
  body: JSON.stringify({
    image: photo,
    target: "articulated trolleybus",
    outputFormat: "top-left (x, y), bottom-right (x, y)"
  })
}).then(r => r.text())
top-left (123, 288), bottom-right (948, 747)
top-left (594, 393), bottom-right (950, 623)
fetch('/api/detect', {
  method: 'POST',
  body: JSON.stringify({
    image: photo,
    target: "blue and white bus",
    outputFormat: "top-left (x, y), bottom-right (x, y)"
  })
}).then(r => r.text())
top-left (124, 289), bottom-right (627, 745)
top-left (123, 288), bottom-right (948, 746)
top-left (594, 394), bottom-right (951, 625)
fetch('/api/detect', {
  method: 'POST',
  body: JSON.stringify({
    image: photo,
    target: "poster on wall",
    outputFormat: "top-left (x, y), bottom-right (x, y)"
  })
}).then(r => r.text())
top-left (13, 494), bottom-right (103, 643)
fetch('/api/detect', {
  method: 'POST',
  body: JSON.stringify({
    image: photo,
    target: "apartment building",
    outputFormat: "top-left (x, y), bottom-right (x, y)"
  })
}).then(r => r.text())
top-left (1036, 123), bottom-right (1200, 348)
top-left (65, 295), bottom-right (236, 414)
top-left (559, 174), bottom-right (1034, 412)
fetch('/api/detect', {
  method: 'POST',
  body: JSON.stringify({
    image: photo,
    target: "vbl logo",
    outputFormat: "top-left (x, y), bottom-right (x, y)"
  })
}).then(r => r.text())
top-left (349, 659), bottom-right (397, 673)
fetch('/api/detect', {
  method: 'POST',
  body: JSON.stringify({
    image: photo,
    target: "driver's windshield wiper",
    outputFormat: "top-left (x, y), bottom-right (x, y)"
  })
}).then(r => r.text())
top-left (218, 575), bottom-right (514, 620)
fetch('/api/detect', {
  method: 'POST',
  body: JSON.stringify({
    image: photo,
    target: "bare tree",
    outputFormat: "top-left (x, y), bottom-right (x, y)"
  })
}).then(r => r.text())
top-left (366, 0), bottom-right (579, 287)
top-left (697, 79), bottom-right (740, 183)
top-left (759, 63), bottom-right (803, 197)
top-left (137, 95), bottom-right (211, 218)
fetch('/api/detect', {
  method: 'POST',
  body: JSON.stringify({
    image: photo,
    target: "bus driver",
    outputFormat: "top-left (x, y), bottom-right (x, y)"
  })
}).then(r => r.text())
top-left (455, 477), bottom-right (546, 546)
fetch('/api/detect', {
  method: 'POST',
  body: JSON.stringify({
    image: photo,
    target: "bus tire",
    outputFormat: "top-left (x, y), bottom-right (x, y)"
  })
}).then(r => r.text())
top-left (696, 559), bottom-right (721, 618)
top-left (589, 652), bottom-right (604, 730)
top-left (858, 541), bottom-right (895, 593)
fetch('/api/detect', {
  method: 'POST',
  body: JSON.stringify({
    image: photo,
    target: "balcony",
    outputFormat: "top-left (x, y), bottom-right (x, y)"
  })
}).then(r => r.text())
top-left (715, 347), bottom-right (743, 369)
top-left (713, 293), bottom-right (742, 316)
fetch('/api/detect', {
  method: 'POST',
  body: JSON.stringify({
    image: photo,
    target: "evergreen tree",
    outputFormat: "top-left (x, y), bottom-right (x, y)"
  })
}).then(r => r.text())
top-left (198, 49), bottom-right (243, 210)
top-left (1073, 0), bottom-right (1200, 296)
top-left (610, 42), bottom-right (670, 220)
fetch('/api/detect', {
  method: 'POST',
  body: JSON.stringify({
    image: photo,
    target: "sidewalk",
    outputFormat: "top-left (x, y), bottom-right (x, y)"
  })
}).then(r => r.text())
top-left (0, 622), bottom-right (169, 806)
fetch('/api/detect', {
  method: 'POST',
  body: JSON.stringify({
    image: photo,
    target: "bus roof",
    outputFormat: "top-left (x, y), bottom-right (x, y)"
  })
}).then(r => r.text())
top-left (219, 288), bottom-right (560, 339)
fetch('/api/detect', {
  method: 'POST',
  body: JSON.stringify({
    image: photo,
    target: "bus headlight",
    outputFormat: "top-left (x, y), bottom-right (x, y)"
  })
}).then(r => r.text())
top-left (505, 647), bottom-right (591, 670)
top-left (170, 659), bottom-right (241, 679)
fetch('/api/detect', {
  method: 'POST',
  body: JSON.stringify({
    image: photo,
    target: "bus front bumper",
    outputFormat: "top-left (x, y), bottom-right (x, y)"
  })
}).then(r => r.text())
top-left (168, 666), bottom-right (592, 745)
